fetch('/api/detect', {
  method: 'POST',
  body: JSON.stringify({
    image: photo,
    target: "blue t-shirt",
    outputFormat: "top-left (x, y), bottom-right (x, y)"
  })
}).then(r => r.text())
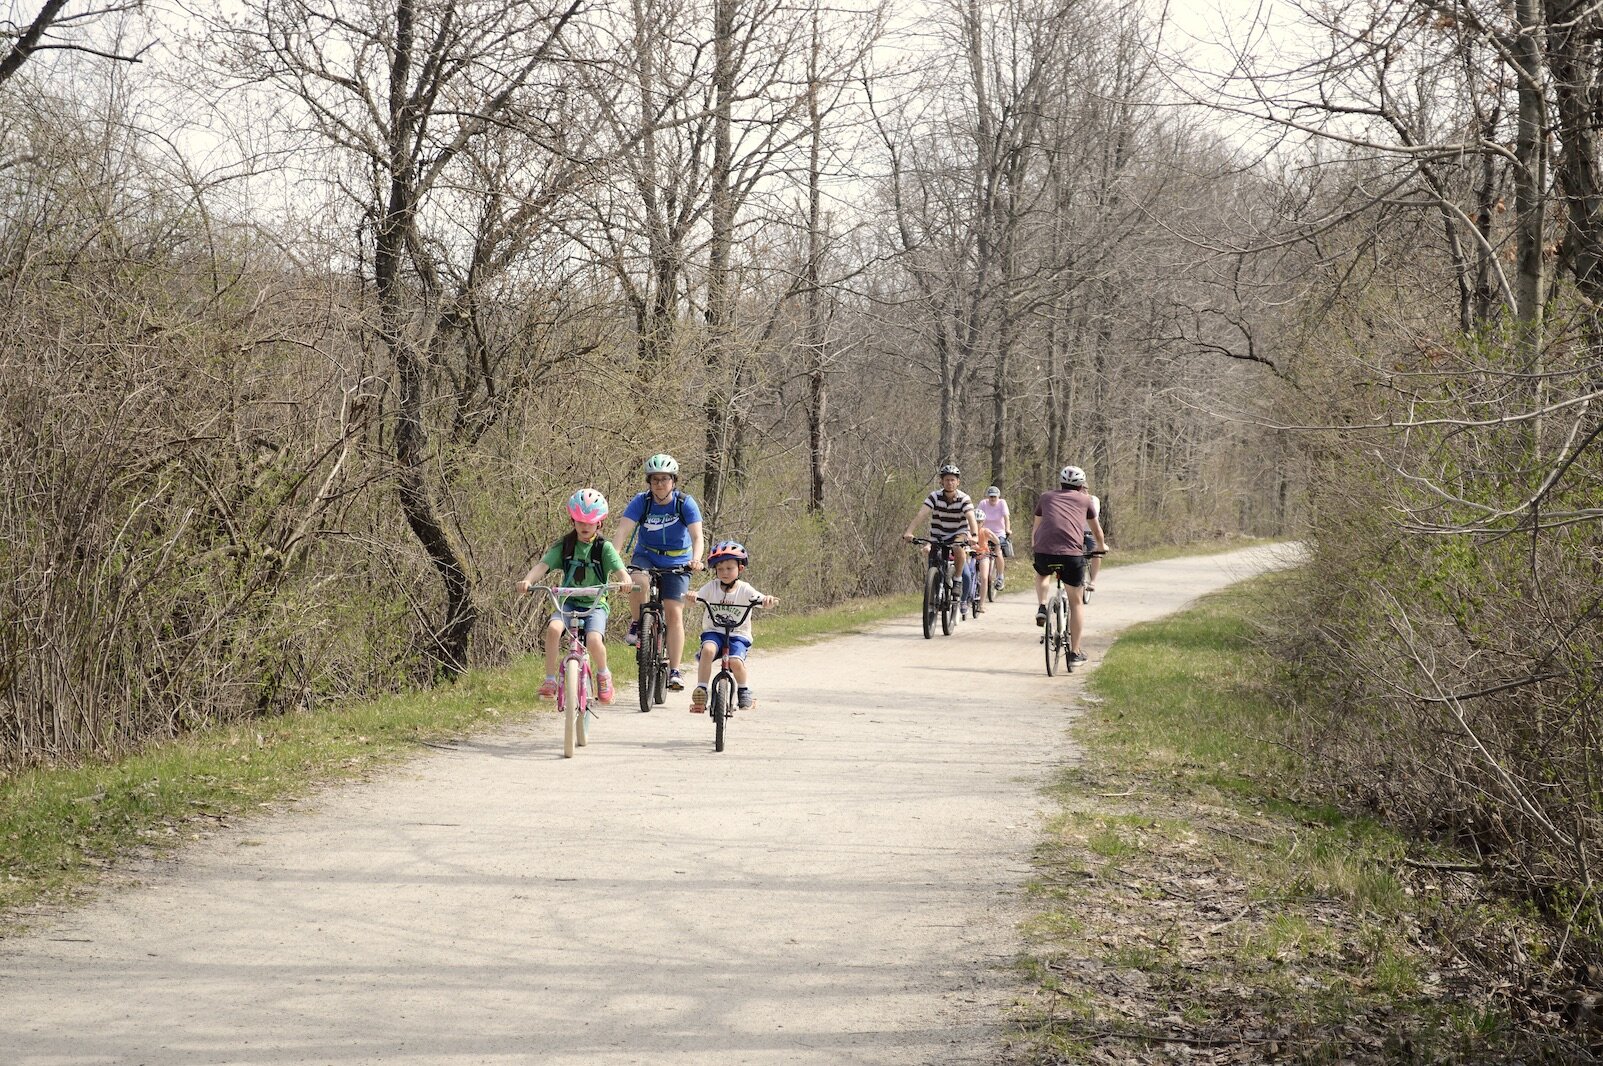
top-left (622, 490), bottom-right (702, 565)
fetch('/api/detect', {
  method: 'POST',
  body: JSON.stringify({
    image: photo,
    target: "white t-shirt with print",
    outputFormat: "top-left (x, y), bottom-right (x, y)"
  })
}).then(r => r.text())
top-left (696, 578), bottom-right (769, 642)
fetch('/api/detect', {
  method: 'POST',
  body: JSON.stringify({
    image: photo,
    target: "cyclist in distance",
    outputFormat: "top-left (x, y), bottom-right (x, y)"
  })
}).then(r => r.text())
top-left (1082, 476), bottom-right (1107, 593)
top-left (1032, 465), bottom-right (1108, 664)
top-left (612, 454), bottom-right (705, 692)
top-left (901, 462), bottom-right (980, 600)
top-left (975, 484), bottom-right (1012, 592)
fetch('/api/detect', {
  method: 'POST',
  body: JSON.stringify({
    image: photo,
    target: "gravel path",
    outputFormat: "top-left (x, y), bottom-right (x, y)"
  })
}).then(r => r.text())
top-left (1, 545), bottom-right (1297, 1066)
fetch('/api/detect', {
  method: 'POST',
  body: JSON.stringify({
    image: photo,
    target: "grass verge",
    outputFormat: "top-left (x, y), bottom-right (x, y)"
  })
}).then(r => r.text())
top-left (1011, 574), bottom-right (1585, 1063)
top-left (0, 590), bottom-right (918, 932)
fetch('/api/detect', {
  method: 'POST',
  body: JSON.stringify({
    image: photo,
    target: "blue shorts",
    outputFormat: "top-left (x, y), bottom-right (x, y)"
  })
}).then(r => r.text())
top-left (697, 632), bottom-right (751, 660)
top-left (557, 605), bottom-right (608, 637)
top-left (632, 556), bottom-right (690, 600)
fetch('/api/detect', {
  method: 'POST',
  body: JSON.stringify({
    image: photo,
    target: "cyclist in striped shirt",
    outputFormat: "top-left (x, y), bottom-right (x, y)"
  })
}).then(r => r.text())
top-left (901, 462), bottom-right (979, 589)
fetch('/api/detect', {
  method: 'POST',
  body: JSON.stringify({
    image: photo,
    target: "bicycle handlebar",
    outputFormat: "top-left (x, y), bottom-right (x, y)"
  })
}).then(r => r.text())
top-left (907, 535), bottom-right (971, 547)
top-left (627, 564), bottom-right (695, 575)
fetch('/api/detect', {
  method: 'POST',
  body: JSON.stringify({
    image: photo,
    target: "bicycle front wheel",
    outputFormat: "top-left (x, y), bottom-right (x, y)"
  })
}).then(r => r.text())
top-left (922, 567), bottom-right (939, 639)
top-left (985, 561), bottom-right (996, 602)
top-left (576, 666), bottom-right (590, 748)
top-left (562, 659), bottom-right (580, 757)
top-left (636, 614), bottom-right (657, 713)
top-left (1044, 598), bottom-right (1062, 676)
top-left (710, 675), bottom-right (735, 753)
top-left (940, 571), bottom-right (955, 636)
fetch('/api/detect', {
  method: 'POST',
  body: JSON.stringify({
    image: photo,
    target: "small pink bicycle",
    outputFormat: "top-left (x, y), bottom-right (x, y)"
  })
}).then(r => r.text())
top-left (534, 584), bottom-right (627, 758)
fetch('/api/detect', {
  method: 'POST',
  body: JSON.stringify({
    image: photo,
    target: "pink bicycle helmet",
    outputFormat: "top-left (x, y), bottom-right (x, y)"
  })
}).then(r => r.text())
top-left (567, 487), bottom-right (609, 522)
top-left (707, 540), bottom-right (749, 567)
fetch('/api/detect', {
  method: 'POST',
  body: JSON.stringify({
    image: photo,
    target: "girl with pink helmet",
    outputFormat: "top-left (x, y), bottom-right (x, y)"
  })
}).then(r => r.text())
top-left (516, 488), bottom-right (632, 703)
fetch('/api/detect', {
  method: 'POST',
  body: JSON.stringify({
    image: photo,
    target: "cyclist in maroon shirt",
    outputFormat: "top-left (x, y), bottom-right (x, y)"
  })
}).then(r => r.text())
top-left (1032, 465), bottom-right (1108, 664)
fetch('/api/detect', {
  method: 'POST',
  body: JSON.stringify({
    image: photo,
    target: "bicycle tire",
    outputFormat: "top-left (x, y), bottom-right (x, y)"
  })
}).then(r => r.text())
top-left (922, 566), bottom-right (939, 639)
top-left (1081, 578), bottom-right (1092, 606)
top-left (1044, 596), bottom-right (1062, 676)
top-left (562, 659), bottom-right (579, 757)
top-left (636, 613), bottom-right (657, 713)
top-left (576, 664), bottom-right (589, 748)
top-left (939, 569), bottom-right (955, 636)
top-left (710, 674), bottom-right (734, 753)
top-left (985, 561), bottom-right (996, 602)
top-left (652, 628), bottom-right (668, 705)
top-left (1058, 599), bottom-right (1073, 673)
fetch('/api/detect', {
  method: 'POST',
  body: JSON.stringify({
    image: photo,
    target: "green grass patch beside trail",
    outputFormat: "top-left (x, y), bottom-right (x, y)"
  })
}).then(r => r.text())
top-left (1013, 575), bottom-right (1569, 1064)
top-left (0, 590), bottom-right (918, 931)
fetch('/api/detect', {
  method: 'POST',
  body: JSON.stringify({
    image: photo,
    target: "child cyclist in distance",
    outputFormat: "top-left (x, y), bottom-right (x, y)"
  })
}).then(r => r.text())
top-left (515, 488), bottom-right (632, 704)
top-left (690, 541), bottom-right (778, 713)
top-left (611, 453), bottom-right (705, 692)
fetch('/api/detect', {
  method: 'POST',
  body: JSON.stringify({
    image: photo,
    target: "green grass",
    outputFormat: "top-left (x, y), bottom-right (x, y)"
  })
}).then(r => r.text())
top-left (1014, 573), bottom-right (1539, 1061)
top-left (0, 589), bottom-right (920, 929)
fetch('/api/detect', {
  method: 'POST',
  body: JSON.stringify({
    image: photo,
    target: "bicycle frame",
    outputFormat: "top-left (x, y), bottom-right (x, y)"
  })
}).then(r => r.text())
top-left (911, 535), bottom-right (968, 638)
top-left (533, 585), bottom-right (605, 757)
top-left (701, 599), bottom-right (761, 753)
top-left (629, 565), bottom-right (692, 712)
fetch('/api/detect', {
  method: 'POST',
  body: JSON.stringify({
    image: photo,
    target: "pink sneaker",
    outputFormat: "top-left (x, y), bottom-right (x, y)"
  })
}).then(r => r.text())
top-left (538, 677), bottom-right (558, 700)
top-left (598, 672), bottom-right (615, 704)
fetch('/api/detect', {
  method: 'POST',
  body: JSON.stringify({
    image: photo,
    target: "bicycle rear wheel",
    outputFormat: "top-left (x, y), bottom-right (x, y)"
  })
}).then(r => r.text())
top-left (922, 567), bottom-right (939, 639)
top-left (710, 675), bottom-right (734, 752)
top-left (636, 614), bottom-right (658, 713)
top-left (562, 659), bottom-right (580, 757)
top-left (1044, 597), bottom-right (1061, 676)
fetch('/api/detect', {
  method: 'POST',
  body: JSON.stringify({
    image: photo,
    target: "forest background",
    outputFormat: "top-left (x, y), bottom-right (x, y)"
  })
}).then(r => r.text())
top-left (3, 0), bottom-right (1602, 969)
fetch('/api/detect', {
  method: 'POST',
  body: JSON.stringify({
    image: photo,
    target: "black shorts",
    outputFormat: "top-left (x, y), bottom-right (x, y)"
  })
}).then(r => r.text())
top-left (1033, 553), bottom-right (1087, 588)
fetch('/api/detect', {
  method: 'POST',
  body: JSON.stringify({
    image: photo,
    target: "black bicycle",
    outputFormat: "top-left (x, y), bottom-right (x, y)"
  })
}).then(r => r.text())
top-left (911, 535), bottom-right (966, 639)
top-left (701, 599), bottom-right (763, 753)
top-left (629, 565), bottom-right (692, 713)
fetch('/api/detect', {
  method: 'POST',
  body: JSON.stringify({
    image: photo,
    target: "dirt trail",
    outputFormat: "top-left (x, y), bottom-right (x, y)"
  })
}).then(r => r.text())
top-left (0, 545), bottom-right (1297, 1066)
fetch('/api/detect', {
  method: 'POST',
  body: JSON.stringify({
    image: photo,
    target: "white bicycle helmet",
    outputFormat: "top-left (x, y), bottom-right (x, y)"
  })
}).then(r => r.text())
top-left (643, 453), bottom-right (679, 478)
top-left (1059, 465), bottom-right (1087, 488)
top-left (937, 462), bottom-right (961, 478)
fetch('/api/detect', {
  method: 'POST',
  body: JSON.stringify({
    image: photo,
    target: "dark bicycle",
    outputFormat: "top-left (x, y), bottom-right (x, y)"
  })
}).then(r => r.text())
top-left (629, 565), bottom-right (692, 713)
top-left (700, 599), bottom-right (763, 753)
top-left (1042, 551), bottom-right (1105, 676)
top-left (910, 535), bottom-right (966, 639)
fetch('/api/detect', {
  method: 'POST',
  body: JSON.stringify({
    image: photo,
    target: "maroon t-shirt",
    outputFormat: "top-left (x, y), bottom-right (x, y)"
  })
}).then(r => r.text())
top-left (1033, 489), bottom-right (1097, 555)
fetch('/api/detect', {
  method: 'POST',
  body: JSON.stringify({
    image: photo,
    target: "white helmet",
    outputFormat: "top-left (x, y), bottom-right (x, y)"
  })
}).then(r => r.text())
top-left (643, 453), bottom-right (679, 478)
top-left (1059, 465), bottom-right (1087, 488)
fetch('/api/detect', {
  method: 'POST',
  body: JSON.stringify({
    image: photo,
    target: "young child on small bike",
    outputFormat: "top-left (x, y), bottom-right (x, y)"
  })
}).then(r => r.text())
top-left (689, 540), bottom-right (777, 713)
top-left (515, 488), bottom-right (632, 704)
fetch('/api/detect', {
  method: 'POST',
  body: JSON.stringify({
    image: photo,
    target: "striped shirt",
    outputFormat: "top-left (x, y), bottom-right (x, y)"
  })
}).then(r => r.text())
top-left (924, 490), bottom-right (975, 541)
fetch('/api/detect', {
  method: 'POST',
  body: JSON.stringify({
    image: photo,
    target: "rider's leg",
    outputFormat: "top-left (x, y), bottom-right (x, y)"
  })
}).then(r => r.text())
top-left (543, 617), bottom-right (565, 677)
top-left (1068, 593), bottom-right (1085, 653)
top-left (665, 597), bottom-right (686, 671)
top-left (628, 571), bottom-right (648, 623)
top-left (728, 655), bottom-right (749, 686)
top-left (586, 627), bottom-right (609, 675)
top-left (1035, 571), bottom-right (1051, 605)
top-left (696, 638), bottom-right (719, 685)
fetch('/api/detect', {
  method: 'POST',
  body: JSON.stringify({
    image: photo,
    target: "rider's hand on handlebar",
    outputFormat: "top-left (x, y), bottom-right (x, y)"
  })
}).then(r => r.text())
top-left (901, 532), bottom-right (914, 543)
top-left (515, 579), bottom-right (531, 595)
top-left (690, 557), bottom-right (705, 572)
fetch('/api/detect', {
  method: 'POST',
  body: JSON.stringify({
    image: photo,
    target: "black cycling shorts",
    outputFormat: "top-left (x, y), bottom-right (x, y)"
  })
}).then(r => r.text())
top-left (1033, 553), bottom-right (1087, 587)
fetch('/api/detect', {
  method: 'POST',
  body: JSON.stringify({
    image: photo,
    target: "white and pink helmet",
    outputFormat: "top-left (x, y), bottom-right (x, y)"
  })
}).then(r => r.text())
top-left (567, 487), bottom-right (609, 523)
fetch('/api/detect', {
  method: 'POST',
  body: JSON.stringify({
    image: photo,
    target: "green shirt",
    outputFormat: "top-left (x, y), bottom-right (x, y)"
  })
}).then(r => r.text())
top-left (540, 536), bottom-right (627, 609)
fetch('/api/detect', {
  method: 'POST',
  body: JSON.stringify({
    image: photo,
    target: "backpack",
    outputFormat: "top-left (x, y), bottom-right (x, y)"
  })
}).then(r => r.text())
top-left (626, 490), bottom-right (688, 554)
top-left (559, 532), bottom-right (607, 585)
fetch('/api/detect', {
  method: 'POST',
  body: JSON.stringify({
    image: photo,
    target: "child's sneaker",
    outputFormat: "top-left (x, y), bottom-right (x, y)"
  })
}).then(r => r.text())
top-left (624, 620), bottom-right (639, 646)
top-left (690, 685), bottom-right (707, 713)
top-left (538, 676), bottom-right (558, 699)
top-left (597, 671), bottom-right (615, 704)
top-left (737, 687), bottom-right (754, 710)
top-left (666, 669), bottom-right (684, 691)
